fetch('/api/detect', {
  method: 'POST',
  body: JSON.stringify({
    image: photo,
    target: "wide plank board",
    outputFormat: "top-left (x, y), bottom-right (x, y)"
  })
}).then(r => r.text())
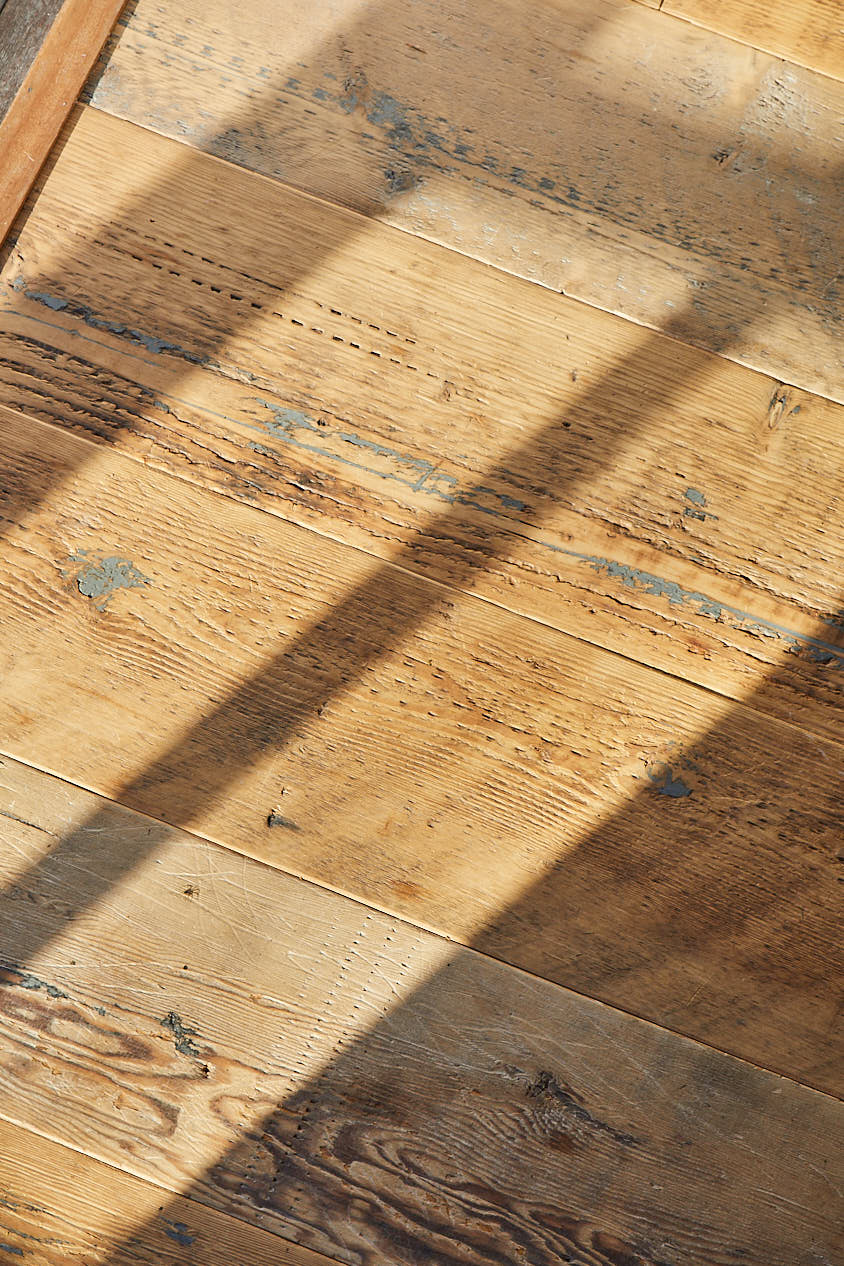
top-left (82, 0), bottom-right (844, 395)
top-left (0, 756), bottom-right (841, 1266)
top-left (665, 0), bottom-right (844, 81)
top-left (0, 410), bottom-right (840, 1089)
top-left (2, 108), bottom-right (842, 748)
top-left (0, 0), bottom-right (125, 244)
top-left (0, 1119), bottom-right (333, 1266)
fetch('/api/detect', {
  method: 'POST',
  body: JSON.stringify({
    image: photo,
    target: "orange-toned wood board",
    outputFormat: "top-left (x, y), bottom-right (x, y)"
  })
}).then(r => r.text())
top-left (0, 0), bottom-right (125, 244)
top-left (82, 0), bottom-right (844, 396)
top-left (0, 755), bottom-right (841, 1266)
top-left (0, 409), bottom-right (840, 1090)
top-left (2, 108), bottom-right (841, 751)
top-left (665, 0), bottom-right (844, 81)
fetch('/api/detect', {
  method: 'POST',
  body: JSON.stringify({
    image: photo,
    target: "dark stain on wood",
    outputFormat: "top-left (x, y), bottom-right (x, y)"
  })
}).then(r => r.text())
top-left (160, 1010), bottom-right (202, 1059)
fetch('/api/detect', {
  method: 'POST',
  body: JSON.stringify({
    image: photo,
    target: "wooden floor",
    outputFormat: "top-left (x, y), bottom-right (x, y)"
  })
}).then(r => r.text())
top-left (0, 0), bottom-right (842, 1262)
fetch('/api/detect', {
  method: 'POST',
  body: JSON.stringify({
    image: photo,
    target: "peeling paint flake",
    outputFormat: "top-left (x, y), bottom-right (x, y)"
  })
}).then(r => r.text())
top-left (0, 965), bottom-right (68, 1000)
top-left (161, 1010), bottom-right (202, 1059)
top-left (62, 551), bottom-right (151, 609)
top-left (15, 283), bottom-right (207, 364)
top-left (647, 764), bottom-right (693, 798)
top-left (161, 1220), bottom-right (195, 1247)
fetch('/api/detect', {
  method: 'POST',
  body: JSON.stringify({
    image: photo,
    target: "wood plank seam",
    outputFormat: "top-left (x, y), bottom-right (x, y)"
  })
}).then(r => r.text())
top-left (5, 390), bottom-right (842, 760)
top-left (0, 4), bottom-right (838, 1261)
top-left (0, 756), bottom-right (840, 1265)
top-left (1, 101), bottom-right (840, 1078)
top-left (1, 744), bottom-right (840, 1094)
top-left (0, 1114), bottom-right (343, 1266)
top-left (79, 1), bottom-right (844, 396)
top-left (0, 403), bottom-right (840, 1089)
top-left (661, 2), bottom-right (844, 83)
top-left (3, 118), bottom-right (841, 750)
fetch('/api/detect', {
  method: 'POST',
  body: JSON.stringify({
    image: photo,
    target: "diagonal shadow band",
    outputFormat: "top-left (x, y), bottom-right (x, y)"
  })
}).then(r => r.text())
top-left (2, 308), bottom-right (715, 974)
top-left (0, 0), bottom-right (841, 1261)
top-left (1, 306), bottom-right (840, 1262)
top-left (2, 605), bottom-right (839, 1266)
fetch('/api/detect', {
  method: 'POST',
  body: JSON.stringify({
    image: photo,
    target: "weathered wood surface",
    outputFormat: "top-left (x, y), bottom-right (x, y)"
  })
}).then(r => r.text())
top-left (0, 409), bottom-right (840, 1089)
top-left (0, 0), bottom-right (64, 119)
top-left (665, 0), bottom-right (844, 81)
top-left (0, 756), bottom-right (840, 1266)
top-left (0, 1119), bottom-right (335, 1266)
top-left (0, 0), bottom-right (124, 245)
top-left (82, 0), bottom-right (844, 397)
top-left (2, 108), bottom-right (842, 750)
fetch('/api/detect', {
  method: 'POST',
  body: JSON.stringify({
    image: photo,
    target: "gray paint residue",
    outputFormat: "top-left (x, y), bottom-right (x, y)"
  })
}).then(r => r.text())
top-left (0, 1245), bottom-right (24, 1257)
top-left (249, 398), bottom-right (527, 516)
top-left (64, 551), bottom-right (151, 609)
top-left (683, 486), bottom-right (717, 522)
top-left (161, 1011), bottom-right (202, 1059)
top-left (12, 272), bottom-right (836, 671)
top-left (646, 764), bottom-right (692, 798)
top-left (3, 964), bottom-right (106, 1016)
top-left (575, 555), bottom-right (844, 669)
top-left (162, 1221), bottom-right (195, 1247)
top-left (15, 971), bottom-right (69, 999)
top-left (244, 397), bottom-right (842, 667)
top-left (15, 280), bottom-right (208, 364)
top-left (267, 809), bottom-right (301, 831)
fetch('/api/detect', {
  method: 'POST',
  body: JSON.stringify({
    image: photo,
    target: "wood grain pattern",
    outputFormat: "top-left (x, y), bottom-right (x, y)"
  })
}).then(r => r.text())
top-left (0, 0), bottom-right (124, 245)
top-left (2, 108), bottom-right (842, 750)
top-left (0, 756), bottom-right (840, 1266)
top-left (0, 0), bottom-right (64, 119)
top-left (0, 1119), bottom-right (333, 1266)
top-left (665, 0), bottom-right (844, 81)
top-left (82, 0), bottom-right (844, 396)
top-left (0, 408), bottom-right (840, 1089)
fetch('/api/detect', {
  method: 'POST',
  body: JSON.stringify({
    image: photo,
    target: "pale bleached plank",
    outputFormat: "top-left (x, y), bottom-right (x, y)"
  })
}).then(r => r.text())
top-left (83, 0), bottom-right (844, 396)
top-left (0, 755), bottom-right (840, 1265)
top-left (2, 108), bottom-right (842, 749)
top-left (665, 0), bottom-right (844, 81)
top-left (0, 409), bottom-right (839, 1088)
top-left (0, 0), bottom-right (125, 245)
top-left (0, 1117), bottom-right (333, 1266)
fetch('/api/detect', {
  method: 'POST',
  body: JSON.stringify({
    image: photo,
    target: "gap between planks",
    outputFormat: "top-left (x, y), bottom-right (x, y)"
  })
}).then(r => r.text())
top-left (82, 1), bottom-right (844, 397)
top-left (0, 741), bottom-right (839, 1100)
top-left (0, 1114), bottom-right (341, 1266)
top-left (0, 406), bottom-right (840, 1091)
top-left (0, 753), bottom-right (840, 1266)
top-left (2, 105), bottom-right (841, 755)
top-left (3, 398), bottom-right (839, 762)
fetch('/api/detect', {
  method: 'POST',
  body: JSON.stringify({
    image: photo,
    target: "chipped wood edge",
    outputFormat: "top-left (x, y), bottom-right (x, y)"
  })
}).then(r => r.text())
top-left (0, 0), bottom-right (125, 246)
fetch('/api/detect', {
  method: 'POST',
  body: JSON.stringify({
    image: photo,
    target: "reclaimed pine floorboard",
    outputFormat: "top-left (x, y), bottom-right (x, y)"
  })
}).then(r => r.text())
top-left (0, 402), bottom-right (840, 1091)
top-left (82, 0), bottom-right (844, 396)
top-left (2, 108), bottom-right (841, 747)
top-left (0, 0), bottom-right (841, 1258)
top-left (0, 1116), bottom-right (336, 1266)
top-left (0, 756), bottom-right (841, 1266)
